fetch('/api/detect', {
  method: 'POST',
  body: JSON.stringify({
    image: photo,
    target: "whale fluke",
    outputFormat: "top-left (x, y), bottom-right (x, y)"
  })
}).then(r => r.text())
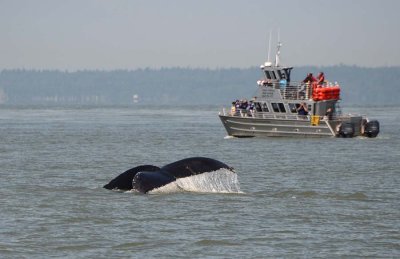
top-left (104, 157), bottom-right (235, 193)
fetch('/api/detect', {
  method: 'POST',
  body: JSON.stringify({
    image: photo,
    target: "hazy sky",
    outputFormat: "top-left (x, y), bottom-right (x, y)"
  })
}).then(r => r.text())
top-left (1, 0), bottom-right (399, 70)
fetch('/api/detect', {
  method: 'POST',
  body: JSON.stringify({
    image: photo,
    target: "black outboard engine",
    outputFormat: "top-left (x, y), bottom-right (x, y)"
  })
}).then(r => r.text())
top-left (339, 122), bottom-right (355, 138)
top-left (363, 120), bottom-right (380, 138)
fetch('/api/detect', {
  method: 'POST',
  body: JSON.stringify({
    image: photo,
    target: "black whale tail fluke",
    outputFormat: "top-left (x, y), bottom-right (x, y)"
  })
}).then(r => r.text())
top-left (103, 165), bottom-right (160, 190)
top-left (104, 157), bottom-right (237, 194)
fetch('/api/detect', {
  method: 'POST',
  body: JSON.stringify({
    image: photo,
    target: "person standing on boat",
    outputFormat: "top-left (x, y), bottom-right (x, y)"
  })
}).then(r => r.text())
top-left (317, 72), bottom-right (325, 86)
top-left (297, 102), bottom-right (308, 116)
top-left (247, 100), bottom-right (255, 117)
top-left (303, 73), bottom-right (317, 98)
top-left (230, 101), bottom-right (236, 116)
top-left (303, 73), bottom-right (316, 84)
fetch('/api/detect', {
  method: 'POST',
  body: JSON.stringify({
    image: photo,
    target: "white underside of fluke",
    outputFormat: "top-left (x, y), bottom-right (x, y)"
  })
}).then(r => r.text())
top-left (149, 168), bottom-right (243, 194)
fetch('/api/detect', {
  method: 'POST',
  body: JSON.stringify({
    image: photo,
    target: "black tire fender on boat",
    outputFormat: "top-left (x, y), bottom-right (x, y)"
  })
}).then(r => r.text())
top-left (338, 122), bottom-right (355, 138)
top-left (363, 120), bottom-right (380, 138)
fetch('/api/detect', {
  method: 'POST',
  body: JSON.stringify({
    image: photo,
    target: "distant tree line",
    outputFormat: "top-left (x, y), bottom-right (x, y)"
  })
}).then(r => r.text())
top-left (0, 66), bottom-right (398, 106)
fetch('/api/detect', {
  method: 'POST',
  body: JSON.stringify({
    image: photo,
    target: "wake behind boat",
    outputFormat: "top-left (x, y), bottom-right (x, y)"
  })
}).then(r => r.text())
top-left (218, 42), bottom-right (380, 138)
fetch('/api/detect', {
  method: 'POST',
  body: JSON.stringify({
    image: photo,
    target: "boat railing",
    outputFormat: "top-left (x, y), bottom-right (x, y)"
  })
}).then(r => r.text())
top-left (279, 81), bottom-right (312, 100)
top-left (278, 81), bottom-right (341, 101)
top-left (260, 80), bottom-right (341, 100)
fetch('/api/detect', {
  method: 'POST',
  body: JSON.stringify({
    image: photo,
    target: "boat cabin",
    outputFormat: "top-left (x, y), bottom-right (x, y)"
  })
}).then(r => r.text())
top-left (260, 61), bottom-right (293, 83)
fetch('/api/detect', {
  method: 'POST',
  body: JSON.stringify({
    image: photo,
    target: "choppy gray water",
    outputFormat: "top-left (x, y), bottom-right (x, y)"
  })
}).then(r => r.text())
top-left (0, 105), bottom-right (399, 258)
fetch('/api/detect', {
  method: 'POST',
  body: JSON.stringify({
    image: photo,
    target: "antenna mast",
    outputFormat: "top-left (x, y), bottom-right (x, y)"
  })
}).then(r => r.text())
top-left (275, 29), bottom-right (282, 67)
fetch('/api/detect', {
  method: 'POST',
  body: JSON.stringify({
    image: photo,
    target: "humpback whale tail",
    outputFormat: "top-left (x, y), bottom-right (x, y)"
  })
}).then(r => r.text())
top-left (104, 157), bottom-right (241, 194)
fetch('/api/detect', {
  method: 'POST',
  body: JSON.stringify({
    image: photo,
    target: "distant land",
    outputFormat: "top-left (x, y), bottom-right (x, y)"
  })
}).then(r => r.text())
top-left (0, 66), bottom-right (399, 106)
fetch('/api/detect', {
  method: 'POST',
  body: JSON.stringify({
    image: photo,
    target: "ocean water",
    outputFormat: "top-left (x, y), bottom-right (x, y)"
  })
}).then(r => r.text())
top-left (0, 105), bottom-right (399, 258)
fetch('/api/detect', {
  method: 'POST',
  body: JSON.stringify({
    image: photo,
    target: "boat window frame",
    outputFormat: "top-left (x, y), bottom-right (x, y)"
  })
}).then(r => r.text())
top-left (289, 103), bottom-right (300, 113)
top-left (271, 103), bottom-right (280, 112)
top-left (265, 71), bottom-right (272, 80)
top-left (271, 102), bottom-right (286, 113)
top-left (277, 70), bottom-right (285, 80)
top-left (278, 103), bottom-right (286, 113)
top-left (283, 68), bottom-right (292, 82)
top-left (255, 102), bottom-right (261, 112)
top-left (261, 102), bottom-right (269, 112)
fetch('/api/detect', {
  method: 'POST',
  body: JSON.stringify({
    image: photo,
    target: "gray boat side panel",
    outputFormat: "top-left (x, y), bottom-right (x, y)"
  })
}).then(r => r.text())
top-left (229, 127), bottom-right (333, 137)
top-left (225, 117), bottom-right (327, 129)
top-left (219, 115), bottom-right (335, 137)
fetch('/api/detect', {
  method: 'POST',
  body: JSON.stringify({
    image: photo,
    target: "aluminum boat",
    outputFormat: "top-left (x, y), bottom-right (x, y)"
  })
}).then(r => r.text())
top-left (218, 42), bottom-right (379, 138)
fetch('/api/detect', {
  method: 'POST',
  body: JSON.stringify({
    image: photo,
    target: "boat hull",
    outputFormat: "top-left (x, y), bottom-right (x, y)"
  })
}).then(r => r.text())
top-left (219, 115), bottom-right (363, 138)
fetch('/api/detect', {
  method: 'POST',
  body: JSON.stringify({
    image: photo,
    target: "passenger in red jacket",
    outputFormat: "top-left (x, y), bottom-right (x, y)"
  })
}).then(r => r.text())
top-left (303, 73), bottom-right (316, 84)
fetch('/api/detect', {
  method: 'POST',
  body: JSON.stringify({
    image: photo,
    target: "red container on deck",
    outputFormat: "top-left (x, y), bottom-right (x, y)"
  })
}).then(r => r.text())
top-left (319, 87), bottom-right (329, 100)
top-left (312, 87), bottom-right (320, 101)
top-left (312, 84), bottom-right (341, 101)
top-left (332, 86), bottom-right (340, 99)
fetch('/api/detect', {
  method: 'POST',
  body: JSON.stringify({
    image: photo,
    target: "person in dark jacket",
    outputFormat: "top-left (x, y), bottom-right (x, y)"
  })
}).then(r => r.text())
top-left (297, 102), bottom-right (308, 116)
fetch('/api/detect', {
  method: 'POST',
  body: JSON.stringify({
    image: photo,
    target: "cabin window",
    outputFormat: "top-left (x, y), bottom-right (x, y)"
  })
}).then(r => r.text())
top-left (255, 103), bottom-right (262, 112)
top-left (261, 103), bottom-right (269, 112)
top-left (265, 71), bottom-right (271, 80)
top-left (272, 103), bottom-right (279, 112)
top-left (279, 70), bottom-right (286, 79)
top-left (283, 68), bottom-right (292, 82)
top-left (278, 103), bottom-right (286, 113)
top-left (271, 103), bottom-right (286, 113)
top-left (289, 103), bottom-right (298, 113)
top-left (270, 71), bottom-right (277, 79)
top-left (277, 70), bottom-right (285, 80)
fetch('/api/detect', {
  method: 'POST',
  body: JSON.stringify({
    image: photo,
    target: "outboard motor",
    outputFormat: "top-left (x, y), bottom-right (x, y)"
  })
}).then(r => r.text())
top-left (363, 120), bottom-right (380, 138)
top-left (339, 122), bottom-right (355, 138)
